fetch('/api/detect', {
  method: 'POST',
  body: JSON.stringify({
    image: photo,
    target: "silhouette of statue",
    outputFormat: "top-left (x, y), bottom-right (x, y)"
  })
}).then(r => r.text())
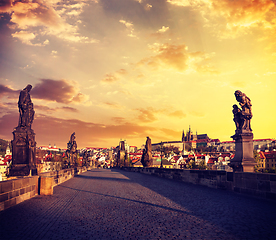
top-left (10, 84), bottom-right (37, 176)
top-left (82, 150), bottom-right (89, 167)
top-left (230, 90), bottom-right (255, 172)
top-left (232, 104), bottom-right (243, 131)
top-left (67, 132), bottom-right (78, 167)
top-left (141, 136), bottom-right (153, 167)
top-left (18, 84), bottom-right (35, 128)
top-left (234, 90), bottom-right (252, 132)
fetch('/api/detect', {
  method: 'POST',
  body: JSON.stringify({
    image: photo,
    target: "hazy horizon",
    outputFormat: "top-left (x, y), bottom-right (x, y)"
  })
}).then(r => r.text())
top-left (0, 0), bottom-right (275, 149)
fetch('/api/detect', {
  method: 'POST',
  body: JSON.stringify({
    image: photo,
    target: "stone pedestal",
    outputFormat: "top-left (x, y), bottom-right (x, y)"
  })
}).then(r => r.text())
top-left (229, 130), bottom-right (255, 172)
top-left (141, 151), bottom-right (153, 168)
top-left (9, 127), bottom-right (37, 176)
top-left (117, 150), bottom-right (125, 167)
top-left (40, 176), bottom-right (54, 195)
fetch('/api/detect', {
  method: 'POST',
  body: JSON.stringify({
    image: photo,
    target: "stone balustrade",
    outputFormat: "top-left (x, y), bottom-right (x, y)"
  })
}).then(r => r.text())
top-left (0, 166), bottom-right (92, 211)
top-left (121, 167), bottom-right (276, 201)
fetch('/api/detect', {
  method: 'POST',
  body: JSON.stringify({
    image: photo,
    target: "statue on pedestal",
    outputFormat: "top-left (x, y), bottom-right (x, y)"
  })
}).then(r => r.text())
top-left (233, 90), bottom-right (252, 133)
top-left (116, 140), bottom-right (126, 167)
top-left (141, 137), bottom-right (153, 167)
top-left (82, 150), bottom-right (90, 167)
top-left (230, 90), bottom-right (255, 172)
top-left (9, 84), bottom-right (37, 176)
top-left (66, 132), bottom-right (78, 167)
top-left (18, 84), bottom-right (35, 128)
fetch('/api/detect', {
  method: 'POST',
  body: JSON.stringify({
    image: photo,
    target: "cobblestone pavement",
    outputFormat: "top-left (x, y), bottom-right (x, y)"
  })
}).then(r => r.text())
top-left (1, 169), bottom-right (275, 240)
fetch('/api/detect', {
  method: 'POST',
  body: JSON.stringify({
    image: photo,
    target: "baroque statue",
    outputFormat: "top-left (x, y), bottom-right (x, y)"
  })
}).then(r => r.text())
top-left (82, 150), bottom-right (90, 167)
top-left (233, 90), bottom-right (252, 132)
top-left (18, 84), bottom-right (35, 128)
top-left (66, 132), bottom-right (78, 167)
top-left (229, 90), bottom-right (255, 172)
top-left (10, 84), bottom-right (37, 176)
top-left (141, 136), bottom-right (153, 167)
top-left (116, 140), bottom-right (126, 167)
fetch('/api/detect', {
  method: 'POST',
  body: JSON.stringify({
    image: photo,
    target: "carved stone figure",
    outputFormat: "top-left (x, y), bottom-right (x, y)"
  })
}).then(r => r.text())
top-left (229, 90), bottom-right (255, 172)
top-left (10, 85), bottom-right (37, 176)
top-left (82, 150), bottom-right (90, 167)
top-left (116, 140), bottom-right (126, 167)
top-left (232, 104), bottom-right (243, 131)
top-left (18, 84), bottom-right (35, 128)
top-left (141, 136), bottom-right (153, 167)
top-left (234, 90), bottom-right (252, 132)
top-left (67, 132), bottom-right (78, 167)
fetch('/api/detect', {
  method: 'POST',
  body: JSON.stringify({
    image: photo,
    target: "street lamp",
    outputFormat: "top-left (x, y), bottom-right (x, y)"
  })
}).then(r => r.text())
top-left (160, 141), bottom-right (164, 168)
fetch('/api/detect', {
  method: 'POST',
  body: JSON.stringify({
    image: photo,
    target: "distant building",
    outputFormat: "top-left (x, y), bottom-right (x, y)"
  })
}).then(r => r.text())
top-left (0, 143), bottom-right (12, 181)
top-left (38, 144), bottom-right (60, 152)
top-left (258, 150), bottom-right (276, 171)
top-left (152, 126), bottom-right (212, 150)
top-left (219, 139), bottom-right (275, 152)
top-left (129, 146), bottom-right (137, 153)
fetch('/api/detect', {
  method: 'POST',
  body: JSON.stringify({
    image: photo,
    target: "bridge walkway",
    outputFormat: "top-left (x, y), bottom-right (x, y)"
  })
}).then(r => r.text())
top-left (0, 168), bottom-right (275, 239)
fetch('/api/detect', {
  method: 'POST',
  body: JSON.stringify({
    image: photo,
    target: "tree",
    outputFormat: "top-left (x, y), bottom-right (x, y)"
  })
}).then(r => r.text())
top-left (253, 150), bottom-right (262, 172)
top-left (0, 139), bottom-right (8, 157)
top-left (173, 146), bottom-right (180, 155)
top-left (198, 159), bottom-right (207, 170)
top-left (186, 160), bottom-right (196, 169)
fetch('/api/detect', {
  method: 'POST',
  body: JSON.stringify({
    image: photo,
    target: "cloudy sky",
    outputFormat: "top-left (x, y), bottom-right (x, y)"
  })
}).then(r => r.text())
top-left (0, 0), bottom-right (275, 149)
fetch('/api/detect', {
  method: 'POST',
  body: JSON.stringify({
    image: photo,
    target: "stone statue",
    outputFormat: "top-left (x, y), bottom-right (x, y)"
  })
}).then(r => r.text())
top-left (233, 90), bottom-right (252, 132)
top-left (230, 90), bottom-right (255, 172)
top-left (18, 84), bottom-right (35, 128)
top-left (82, 150), bottom-right (90, 167)
top-left (141, 136), bottom-right (153, 167)
top-left (232, 104), bottom-right (242, 131)
top-left (10, 84), bottom-right (37, 176)
top-left (66, 132), bottom-right (78, 167)
top-left (116, 140), bottom-right (126, 167)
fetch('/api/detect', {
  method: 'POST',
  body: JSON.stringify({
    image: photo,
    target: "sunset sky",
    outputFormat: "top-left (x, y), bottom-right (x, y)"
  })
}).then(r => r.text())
top-left (0, 0), bottom-right (275, 149)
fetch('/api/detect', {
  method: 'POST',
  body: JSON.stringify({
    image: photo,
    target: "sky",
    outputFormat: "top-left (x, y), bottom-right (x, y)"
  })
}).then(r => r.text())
top-left (0, 0), bottom-right (275, 149)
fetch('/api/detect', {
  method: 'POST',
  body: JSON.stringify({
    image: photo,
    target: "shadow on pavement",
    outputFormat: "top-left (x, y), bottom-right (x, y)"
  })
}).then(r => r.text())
top-left (112, 168), bottom-right (276, 240)
top-left (74, 174), bottom-right (132, 183)
top-left (59, 185), bottom-right (192, 215)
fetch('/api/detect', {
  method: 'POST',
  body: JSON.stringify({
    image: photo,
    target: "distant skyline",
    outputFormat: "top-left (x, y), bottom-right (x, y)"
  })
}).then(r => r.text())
top-left (0, 0), bottom-right (276, 149)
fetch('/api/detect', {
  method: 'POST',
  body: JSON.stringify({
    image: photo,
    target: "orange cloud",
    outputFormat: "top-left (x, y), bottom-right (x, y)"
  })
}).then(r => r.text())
top-left (35, 105), bottom-right (79, 113)
top-left (168, 110), bottom-right (186, 118)
top-left (101, 69), bottom-right (128, 83)
top-left (142, 43), bottom-right (189, 71)
top-left (103, 102), bottom-right (122, 109)
top-left (135, 107), bottom-right (158, 123)
top-left (135, 107), bottom-right (187, 123)
top-left (211, 0), bottom-right (275, 27)
top-left (210, 0), bottom-right (276, 43)
top-left (0, 111), bottom-right (158, 148)
top-left (11, 30), bottom-right (49, 46)
top-left (32, 79), bottom-right (89, 104)
top-left (160, 128), bottom-right (181, 139)
top-left (31, 115), bottom-right (156, 148)
top-left (111, 117), bottom-right (126, 124)
top-left (167, 0), bottom-right (275, 41)
top-left (1, 0), bottom-right (97, 44)
top-left (0, 84), bottom-right (19, 98)
top-left (138, 43), bottom-right (218, 73)
top-left (119, 19), bottom-right (137, 37)
top-left (101, 73), bottom-right (119, 83)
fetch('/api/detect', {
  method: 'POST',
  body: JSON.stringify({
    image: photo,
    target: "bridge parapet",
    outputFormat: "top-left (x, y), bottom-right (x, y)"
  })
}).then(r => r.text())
top-left (121, 167), bottom-right (276, 201)
top-left (0, 166), bottom-right (92, 211)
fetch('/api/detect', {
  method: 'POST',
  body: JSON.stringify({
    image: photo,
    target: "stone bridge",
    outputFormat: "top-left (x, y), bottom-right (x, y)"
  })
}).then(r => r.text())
top-left (1, 169), bottom-right (275, 239)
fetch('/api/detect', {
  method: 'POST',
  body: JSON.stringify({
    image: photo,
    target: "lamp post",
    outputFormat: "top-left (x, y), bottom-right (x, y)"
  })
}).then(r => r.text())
top-left (160, 141), bottom-right (164, 168)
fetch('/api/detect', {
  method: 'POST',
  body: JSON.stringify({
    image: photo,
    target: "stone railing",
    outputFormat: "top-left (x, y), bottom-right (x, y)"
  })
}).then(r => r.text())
top-left (121, 167), bottom-right (276, 201)
top-left (0, 166), bottom-right (92, 211)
